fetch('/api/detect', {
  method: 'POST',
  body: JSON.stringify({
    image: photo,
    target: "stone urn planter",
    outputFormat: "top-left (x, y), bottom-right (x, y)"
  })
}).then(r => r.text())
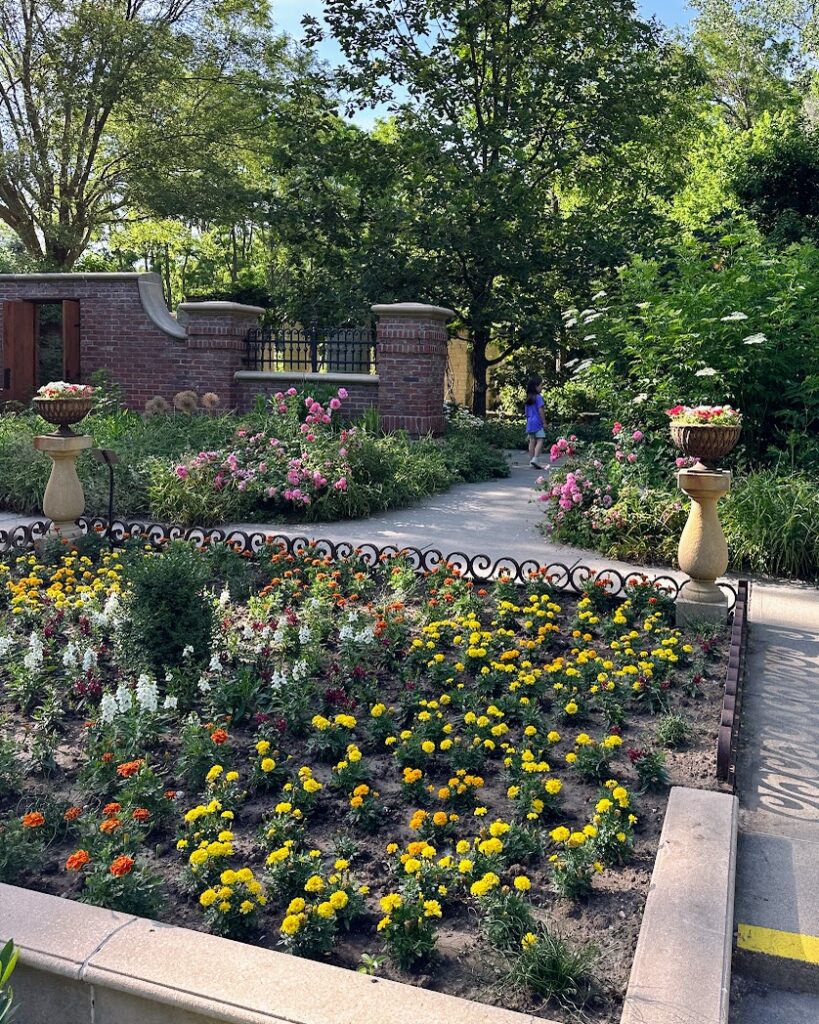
top-left (32, 396), bottom-right (94, 436)
top-left (670, 423), bottom-right (741, 470)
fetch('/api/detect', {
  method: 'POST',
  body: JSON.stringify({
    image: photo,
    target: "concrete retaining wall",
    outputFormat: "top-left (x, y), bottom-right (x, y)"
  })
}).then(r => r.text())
top-left (0, 883), bottom-right (549, 1024)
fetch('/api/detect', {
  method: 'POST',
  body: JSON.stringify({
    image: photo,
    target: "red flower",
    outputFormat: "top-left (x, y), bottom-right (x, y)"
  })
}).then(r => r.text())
top-left (22, 812), bottom-right (45, 828)
top-left (103, 802), bottom-right (122, 817)
top-left (164, 790), bottom-right (178, 801)
top-left (101, 752), bottom-right (114, 763)
top-left (210, 728), bottom-right (229, 745)
top-left (131, 808), bottom-right (151, 822)
top-left (65, 849), bottom-right (91, 871)
top-left (64, 806), bottom-right (83, 822)
top-left (110, 855), bottom-right (135, 877)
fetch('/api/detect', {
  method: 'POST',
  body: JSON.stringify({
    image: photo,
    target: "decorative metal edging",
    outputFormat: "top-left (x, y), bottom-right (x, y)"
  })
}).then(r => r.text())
top-left (717, 579), bottom-right (750, 787)
top-left (0, 517), bottom-right (738, 609)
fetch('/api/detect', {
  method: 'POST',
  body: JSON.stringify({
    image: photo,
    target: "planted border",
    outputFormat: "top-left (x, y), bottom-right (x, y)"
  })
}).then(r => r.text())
top-left (0, 516), bottom-right (739, 609)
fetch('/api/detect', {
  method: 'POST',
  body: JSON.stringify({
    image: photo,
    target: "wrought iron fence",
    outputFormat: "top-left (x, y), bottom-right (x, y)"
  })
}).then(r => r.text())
top-left (0, 518), bottom-right (739, 609)
top-left (243, 323), bottom-right (376, 375)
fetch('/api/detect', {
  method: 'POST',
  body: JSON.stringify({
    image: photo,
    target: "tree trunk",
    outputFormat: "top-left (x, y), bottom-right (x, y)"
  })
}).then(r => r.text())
top-left (471, 328), bottom-right (490, 416)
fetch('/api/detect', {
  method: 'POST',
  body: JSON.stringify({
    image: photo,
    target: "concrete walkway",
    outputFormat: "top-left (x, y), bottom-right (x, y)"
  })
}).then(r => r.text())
top-left (729, 585), bottom-right (819, 1021)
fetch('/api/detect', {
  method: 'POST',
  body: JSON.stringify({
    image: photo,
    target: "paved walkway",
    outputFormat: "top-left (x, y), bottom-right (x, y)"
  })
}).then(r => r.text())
top-left (730, 585), bottom-right (819, 1021)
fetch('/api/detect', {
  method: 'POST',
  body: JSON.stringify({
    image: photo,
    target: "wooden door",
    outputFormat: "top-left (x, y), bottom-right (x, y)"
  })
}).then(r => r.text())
top-left (62, 299), bottom-right (81, 381)
top-left (1, 300), bottom-right (36, 404)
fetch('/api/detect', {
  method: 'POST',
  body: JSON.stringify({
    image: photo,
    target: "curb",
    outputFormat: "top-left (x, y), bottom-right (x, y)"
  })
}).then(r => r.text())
top-left (0, 883), bottom-right (549, 1024)
top-left (621, 786), bottom-right (739, 1024)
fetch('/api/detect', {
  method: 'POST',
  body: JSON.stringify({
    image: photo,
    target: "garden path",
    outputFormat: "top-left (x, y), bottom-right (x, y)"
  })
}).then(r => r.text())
top-left (730, 583), bottom-right (819, 1020)
top-left (225, 451), bottom-right (690, 581)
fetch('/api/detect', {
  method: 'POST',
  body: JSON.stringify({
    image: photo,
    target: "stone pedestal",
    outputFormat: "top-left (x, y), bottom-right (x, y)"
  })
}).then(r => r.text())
top-left (33, 434), bottom-right (93, 541)
top-left (676, 468), bottom-right (731, 626)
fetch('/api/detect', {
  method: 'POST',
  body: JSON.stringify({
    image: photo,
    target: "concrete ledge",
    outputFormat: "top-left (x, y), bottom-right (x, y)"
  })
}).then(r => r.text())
top-left (371, 301), bottom-right (455, 320)
top-left (1, 883), bottom-right (548, 1024)
top-left (621, 786), bottom-right (738, 1024)
top-left (235, 370), bottom-right (379, 385)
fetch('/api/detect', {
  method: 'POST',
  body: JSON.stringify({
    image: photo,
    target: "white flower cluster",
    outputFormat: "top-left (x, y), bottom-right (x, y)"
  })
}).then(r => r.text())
top-left (23, 632), bottom-right (43, 672)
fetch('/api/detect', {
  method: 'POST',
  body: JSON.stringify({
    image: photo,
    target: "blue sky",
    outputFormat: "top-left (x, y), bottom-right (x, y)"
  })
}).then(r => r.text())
top-left (270, 1), bottom-right (696, 43)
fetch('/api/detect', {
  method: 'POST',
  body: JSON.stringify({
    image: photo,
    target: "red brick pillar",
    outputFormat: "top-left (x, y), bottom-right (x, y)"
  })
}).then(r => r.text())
top-left (373, 302), bottom-right (453, 436)
top-left (178, 301), bottom-right (263, 409)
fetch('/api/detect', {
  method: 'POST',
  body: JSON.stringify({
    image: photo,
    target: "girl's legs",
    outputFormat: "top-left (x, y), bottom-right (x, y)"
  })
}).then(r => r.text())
top-left (533, 436), bottom-right (544, 461)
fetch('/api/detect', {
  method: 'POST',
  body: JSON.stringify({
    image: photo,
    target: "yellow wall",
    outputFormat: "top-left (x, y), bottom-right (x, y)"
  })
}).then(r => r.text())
top-left (446, 335), bottom-right (500, 409)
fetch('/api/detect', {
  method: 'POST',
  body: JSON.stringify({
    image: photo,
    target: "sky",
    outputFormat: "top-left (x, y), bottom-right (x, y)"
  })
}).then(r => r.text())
top-left (270, 1), bottom-right (697, 126)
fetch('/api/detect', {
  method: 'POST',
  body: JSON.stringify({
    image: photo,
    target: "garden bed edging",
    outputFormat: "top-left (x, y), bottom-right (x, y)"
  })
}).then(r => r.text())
top-left (0, 881), bottom-right (550, 1024)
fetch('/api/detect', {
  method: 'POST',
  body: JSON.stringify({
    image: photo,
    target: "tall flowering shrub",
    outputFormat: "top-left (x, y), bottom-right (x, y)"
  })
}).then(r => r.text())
top-left (536, 424), bottom-right (687, 562)
top-left (148, 388), bottom-right (355, 524)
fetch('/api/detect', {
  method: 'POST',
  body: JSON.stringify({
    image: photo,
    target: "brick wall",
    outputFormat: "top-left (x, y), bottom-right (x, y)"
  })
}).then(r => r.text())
top-left (374, 303), bottom-right (453, 436)
top-left (0, 276), bottom-right (454, 435)
top-left (0, 274), bottom-right (263, 410)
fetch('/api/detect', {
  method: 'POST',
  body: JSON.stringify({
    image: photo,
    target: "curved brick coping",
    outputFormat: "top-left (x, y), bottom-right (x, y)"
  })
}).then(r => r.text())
top-left (0, 883), bottom-right (548, 1024)
top-left (235, 370), bottom-right (380, 385)
top-left (716, 580), bottom-right (750, 787)
top-left (620, 787), bottom-right (738, 1024)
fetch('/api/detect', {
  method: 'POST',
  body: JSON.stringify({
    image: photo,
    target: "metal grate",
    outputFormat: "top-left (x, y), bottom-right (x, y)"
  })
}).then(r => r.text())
top-left (244, 323), bottom-right (376, 375)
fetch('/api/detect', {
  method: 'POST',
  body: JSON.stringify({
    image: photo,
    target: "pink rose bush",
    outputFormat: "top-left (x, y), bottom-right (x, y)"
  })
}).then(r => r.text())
top-left (535, 422), bottom-right (688, 562)
top-left (149, 388), bottom-right (358, 524)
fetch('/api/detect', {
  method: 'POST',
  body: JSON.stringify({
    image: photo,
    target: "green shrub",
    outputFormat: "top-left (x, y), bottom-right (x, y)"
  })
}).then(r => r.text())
top-left (722, 468), bottom-right (819, 580)
top-left (124, 542), bottom-right (214, 671)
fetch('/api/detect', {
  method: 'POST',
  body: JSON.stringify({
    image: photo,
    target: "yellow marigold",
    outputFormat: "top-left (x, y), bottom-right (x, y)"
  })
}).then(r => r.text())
top-left (521, 932), bottom-right (538, 949)
top-left (550, 826), bottom-right (571, 844)
top-left (304, 875), bottom-right (324, 893)
top-left (513, 876), bottom-right (531, 892)
top-left (280, 913), bottom-right (305, 936)
top-left (380, 892), bottom-right (403, 913)
top-left (545, 778), bottom-right (562, 795)
top-left (199, 888), bottom-right (218, 907)
top-left (316, 901), bottom-right (335, 919)
top-left (260, 758), bottom-right (276, 773)
top-left (423, 899), bottom-right (443, 918)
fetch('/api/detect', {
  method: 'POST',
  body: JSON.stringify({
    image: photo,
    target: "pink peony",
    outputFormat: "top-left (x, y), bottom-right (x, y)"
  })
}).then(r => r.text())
top-left (337, 388), bottom-right (348, 399)
top-left (329, 398), bottom-right (341, 411)
top-left (175, 465), bottom-right (189, 480)
top-left (632, 430), bottom-right (643, 442)
top-left (612, 422), bottom-right (622, 435)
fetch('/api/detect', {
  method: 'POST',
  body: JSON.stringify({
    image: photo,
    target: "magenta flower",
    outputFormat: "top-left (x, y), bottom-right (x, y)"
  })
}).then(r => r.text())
top-left (175, 465), bottom-right (189, 480)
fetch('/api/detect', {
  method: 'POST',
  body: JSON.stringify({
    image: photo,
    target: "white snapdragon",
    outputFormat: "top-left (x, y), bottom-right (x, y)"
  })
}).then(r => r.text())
top-left (135, 673), bottom-right (158, 713)
top-left (82, 648), bottom-right (98, 673)
top-left (100, 692), bottom-right (118, 725)
top-left (115, 682), bottom-right (132, 713)
top-left (23, 632), bottom-right (43, 671)
top-left (0, 636), bottom-right (12, 658)
top-left (298, 624), bottom-right (312, 645)
top-left (163, 694), bottom-right (179, 711)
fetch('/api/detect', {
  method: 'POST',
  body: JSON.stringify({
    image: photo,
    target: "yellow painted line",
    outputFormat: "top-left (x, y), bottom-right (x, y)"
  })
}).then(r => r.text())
top-left (737, 923), bottom-right (819, 964)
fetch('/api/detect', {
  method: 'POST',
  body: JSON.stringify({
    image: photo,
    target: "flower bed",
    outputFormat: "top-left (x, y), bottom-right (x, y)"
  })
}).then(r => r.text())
top-left (0, 535), bottom-right (727, 1022)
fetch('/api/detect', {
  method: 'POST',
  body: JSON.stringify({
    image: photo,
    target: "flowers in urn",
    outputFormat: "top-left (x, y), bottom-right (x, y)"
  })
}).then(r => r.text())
top-left (667, 405), bottom-right (742, 470)
top-left (36, 381), bottom-right (94, 400)
top-left (665, 404), bottom-right (741, 426)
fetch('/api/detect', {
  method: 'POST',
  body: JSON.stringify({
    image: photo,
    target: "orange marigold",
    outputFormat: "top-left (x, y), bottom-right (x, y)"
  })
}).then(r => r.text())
top-left (103, 802), bottom-right (121, 817)
top-left (101, 752), bottom-right (114, 763)
top-left (210, 728), bottom-right (229, 745)
top-left (116, 759), bottom-right (144, 778)
top-left (131, 808), bottom-right (151, 822)
top-left (110, 855), bottom-right (135, 877)
top-left (100, 818), bottom-right (122, 834)
top-left (65, 849), bottom-right (91, 871)
top-left (21, 811), bottom-right (45, 828)
top-left (63, 806), bottom-right (83, 822)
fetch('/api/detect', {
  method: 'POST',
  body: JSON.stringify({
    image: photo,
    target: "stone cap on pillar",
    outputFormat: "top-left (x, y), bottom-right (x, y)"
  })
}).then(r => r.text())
top-left (371, 302), bottom-right (455, 321)
top-left (177, 301), bottom-right (266, 318)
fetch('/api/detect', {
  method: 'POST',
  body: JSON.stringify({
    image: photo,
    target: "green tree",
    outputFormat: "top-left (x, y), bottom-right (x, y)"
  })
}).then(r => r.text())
top-left (691, 0), bottom-right (798, 129)
top-left (306, 0), bottom-right (699, 413)
top-left (0, 0), bottom-right (267, 268)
